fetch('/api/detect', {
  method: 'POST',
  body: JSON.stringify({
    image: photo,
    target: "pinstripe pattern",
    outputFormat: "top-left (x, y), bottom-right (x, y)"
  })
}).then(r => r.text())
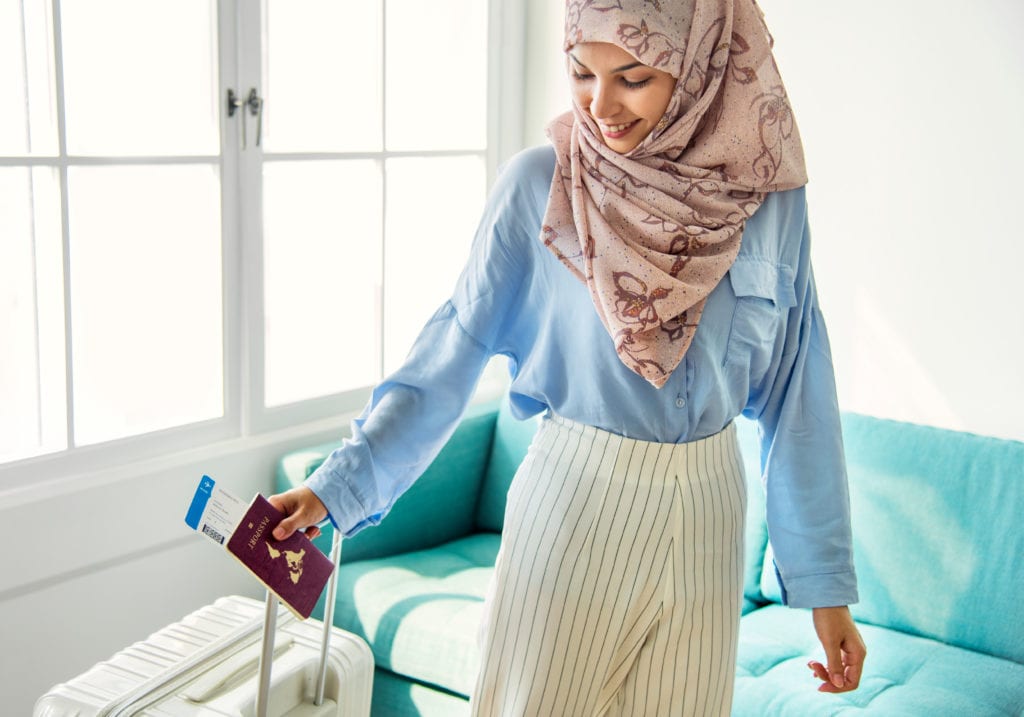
top-left (470, 414), bottom-right (746, 716)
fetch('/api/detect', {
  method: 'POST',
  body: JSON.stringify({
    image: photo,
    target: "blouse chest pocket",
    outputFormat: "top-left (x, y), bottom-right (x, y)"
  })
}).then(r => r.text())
top-left (723, 259), bottom-right (797, 378)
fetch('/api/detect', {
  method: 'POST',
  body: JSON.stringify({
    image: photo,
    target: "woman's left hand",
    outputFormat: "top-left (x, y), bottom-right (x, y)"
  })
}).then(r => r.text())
top-left (808, 606), bottom-right (867, 693)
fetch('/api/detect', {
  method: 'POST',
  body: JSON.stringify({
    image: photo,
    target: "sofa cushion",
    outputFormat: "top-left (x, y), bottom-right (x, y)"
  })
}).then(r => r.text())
top-left (370, 669), bottom-right (470, 717)
top-left (474, 403), bottom-right (540, 532)
top-left (735, 416), bottom-right (770, 610)
top-left (329, 533), bottom-right (500, 698)
top-left (734, 605), bottom-right (1024, 716)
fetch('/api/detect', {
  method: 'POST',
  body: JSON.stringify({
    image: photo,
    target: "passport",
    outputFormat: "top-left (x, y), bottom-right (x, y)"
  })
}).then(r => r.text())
top-left (224, 493), bottom-right (334, 619)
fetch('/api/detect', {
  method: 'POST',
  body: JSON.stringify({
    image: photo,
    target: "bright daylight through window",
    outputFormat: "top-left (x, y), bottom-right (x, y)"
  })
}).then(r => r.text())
top-left (0, 0), bottom-right (495, 468)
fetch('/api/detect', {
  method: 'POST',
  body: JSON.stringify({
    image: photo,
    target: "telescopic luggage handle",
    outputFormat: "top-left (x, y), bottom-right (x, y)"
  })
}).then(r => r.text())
top-left (255, 527), bottom-right (342, 717)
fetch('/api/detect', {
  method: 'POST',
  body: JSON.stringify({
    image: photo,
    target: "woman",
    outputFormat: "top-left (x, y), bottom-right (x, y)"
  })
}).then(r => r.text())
top-left (270, 0), bottom-right (867, 713)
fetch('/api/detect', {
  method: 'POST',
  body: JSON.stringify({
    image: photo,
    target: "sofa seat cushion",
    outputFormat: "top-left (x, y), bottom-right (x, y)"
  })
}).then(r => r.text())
top-left (371, 669), bottom-right (470, 717)
top-left (734, 605), bottom-right (1024, 716)
top-left (332, 533), bottom-right (500, 698)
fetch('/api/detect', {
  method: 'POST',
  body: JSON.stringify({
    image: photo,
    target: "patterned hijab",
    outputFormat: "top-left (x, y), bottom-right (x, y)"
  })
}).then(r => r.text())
top-left (542, 0), bottom-right (807, 388)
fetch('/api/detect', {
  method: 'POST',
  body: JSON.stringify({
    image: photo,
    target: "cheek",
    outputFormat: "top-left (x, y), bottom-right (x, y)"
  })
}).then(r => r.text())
top-left (647, 79), bottom-right (676, 120)
top-left (642, 95), bottom-right (668, 122)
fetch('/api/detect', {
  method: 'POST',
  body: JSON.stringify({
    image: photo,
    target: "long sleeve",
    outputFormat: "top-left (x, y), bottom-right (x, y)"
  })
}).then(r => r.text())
top-left (303, 153), bottom-right (536, 537)
top-left (304, 305), bottom-right (494, 536)
top-left (748, 208), bottom-right (858, 609)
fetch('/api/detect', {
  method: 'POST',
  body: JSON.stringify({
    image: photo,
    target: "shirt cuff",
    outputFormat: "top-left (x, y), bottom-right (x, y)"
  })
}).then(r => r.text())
top-left (304, 462), bottom-right (382, 538)
top-left (777, 565), bottom-right (859, 609)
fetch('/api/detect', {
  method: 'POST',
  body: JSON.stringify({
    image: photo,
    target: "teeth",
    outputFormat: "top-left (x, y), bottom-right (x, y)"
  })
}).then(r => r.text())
top-left (603, 121), bottom-right (635, 133)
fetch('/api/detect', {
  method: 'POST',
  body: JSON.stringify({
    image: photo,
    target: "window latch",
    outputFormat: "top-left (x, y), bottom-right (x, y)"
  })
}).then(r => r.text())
top-left (227, 88), bottom-right (264, 148)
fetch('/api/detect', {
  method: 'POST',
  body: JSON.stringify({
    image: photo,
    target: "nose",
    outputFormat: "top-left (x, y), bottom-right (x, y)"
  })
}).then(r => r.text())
top-left (589, 80), bottom-right (619, 120)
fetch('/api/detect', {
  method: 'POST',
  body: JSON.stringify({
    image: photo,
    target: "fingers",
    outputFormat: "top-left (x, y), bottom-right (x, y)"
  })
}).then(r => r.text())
top-left (267, 487), bottom-right (328, 541)
top-left (811, 646), bottom-right (866, 693)
top-left (807, 659), bottom-right (830, 690)
top-left (273, 511), bottom-right (305, 541)
top-left (810, 606), bottom-right (867, 694)
top-left (807, 660), bottom-right (828, 682)
top-left (824, 641), bottom-right (846, 690)
top-left (842, 634), bottom-right (867, 691)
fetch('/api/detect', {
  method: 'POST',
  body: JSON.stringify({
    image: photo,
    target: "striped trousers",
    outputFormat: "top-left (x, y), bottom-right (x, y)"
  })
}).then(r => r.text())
top-left (470, 414), bottom-right (747, 716)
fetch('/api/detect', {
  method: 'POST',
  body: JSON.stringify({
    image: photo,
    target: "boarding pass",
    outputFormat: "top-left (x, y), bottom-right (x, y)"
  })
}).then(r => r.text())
top-left (184, 475), bottom-right (248, 547)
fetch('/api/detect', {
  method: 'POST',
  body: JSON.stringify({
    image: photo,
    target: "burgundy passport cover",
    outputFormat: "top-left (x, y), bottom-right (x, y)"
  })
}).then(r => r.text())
top-left (226, 494), bottom-right (334, 619)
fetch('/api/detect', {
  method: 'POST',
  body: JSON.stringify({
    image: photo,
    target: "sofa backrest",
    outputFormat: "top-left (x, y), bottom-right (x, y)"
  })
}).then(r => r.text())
top-left (758, 413), bottom-right (1024, 664)
top-left (734, 416), bottom-right (771, 610)
top-left (474, 401), bottom-right (542, 532)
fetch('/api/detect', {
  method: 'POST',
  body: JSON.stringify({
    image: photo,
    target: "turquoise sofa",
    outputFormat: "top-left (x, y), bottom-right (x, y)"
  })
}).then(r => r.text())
top-left (277, 400), bottom-right (1024, 716)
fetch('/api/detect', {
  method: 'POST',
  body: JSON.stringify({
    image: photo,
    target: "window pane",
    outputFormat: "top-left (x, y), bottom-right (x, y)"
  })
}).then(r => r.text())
top-left (0, 0), bottom-right (57, 155)
top-left (385, 0), bottom-right (487, 151)
top-left (0, 166), bottom-right (66, 462)
top-left (263, 160), bottom-right (383, 406)
top-left (383, 155), bottom-right (485, 372)
top-left (67, 165), bottom-right (223, 445)
top-left (60, 0), bottom-right (218, 156)
top-left (262, 0), bottom-right (382, 153)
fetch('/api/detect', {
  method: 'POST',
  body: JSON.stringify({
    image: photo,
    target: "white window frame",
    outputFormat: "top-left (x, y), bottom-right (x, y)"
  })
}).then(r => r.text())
top-left (0, 0), bottom-right (525, 490)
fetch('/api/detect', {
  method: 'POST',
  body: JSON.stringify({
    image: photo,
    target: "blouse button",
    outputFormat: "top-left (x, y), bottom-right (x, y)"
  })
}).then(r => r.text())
top-left (675, 397), bottom-right (686, 409)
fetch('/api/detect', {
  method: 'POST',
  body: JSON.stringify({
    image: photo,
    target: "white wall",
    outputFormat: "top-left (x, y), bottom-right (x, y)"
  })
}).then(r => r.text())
top-left (525, 0), bottom-right (1024, 442)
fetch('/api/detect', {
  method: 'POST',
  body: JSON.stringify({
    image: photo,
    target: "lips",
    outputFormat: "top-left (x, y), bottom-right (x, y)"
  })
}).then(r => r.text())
top-left (600, 119), bottom-right (640, 138)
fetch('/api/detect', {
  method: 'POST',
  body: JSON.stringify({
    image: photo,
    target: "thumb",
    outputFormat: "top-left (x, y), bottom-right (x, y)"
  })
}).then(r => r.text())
top-left (824, 641), bottom-right (846, 689)
top-left (267, 487), bottom-right (327, 541)
top-left (272, 513), bottom-right (302, 541)
top-left (267, 491), bottom-right (304, 541)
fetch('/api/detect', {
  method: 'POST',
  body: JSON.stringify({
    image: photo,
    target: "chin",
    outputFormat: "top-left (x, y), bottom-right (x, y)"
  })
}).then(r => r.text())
top-left (606, 138), bottom-right (642, 154)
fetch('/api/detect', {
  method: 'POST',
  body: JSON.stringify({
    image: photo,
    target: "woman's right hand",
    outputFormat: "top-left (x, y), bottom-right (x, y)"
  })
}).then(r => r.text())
top-left (267, 486), bottom-right (329, 541)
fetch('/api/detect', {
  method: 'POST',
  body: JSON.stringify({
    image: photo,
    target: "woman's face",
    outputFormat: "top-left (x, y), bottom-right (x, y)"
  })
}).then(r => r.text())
top-left (568, 42), bottom-right (676, 154)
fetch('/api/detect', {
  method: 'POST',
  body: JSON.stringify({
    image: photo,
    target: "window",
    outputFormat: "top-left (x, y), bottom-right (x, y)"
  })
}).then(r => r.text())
top-left (0, 0), bottom-right (524, 475)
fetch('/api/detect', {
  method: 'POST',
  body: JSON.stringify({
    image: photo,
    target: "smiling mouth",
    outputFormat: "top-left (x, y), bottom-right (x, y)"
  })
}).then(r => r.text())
top-left (600, 120), bottom-right (640, 138)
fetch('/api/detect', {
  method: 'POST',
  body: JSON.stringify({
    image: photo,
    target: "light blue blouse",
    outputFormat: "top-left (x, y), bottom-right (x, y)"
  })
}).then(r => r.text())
top-left (306, 145), bottom-right (858, 610)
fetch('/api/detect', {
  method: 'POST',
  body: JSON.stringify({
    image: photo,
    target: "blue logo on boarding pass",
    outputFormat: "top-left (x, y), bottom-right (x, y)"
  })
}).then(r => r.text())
top-left (185, 475), bottom-right (216, 530)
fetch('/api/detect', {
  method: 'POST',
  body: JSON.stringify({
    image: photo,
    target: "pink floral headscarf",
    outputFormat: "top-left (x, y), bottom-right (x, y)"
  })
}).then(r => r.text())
top-left (542, 0), bottom-right (808, 388)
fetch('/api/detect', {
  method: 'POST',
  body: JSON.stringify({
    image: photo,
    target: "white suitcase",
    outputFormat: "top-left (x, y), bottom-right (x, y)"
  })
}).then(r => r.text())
top-left (34, 535), bottom-right (373, 716)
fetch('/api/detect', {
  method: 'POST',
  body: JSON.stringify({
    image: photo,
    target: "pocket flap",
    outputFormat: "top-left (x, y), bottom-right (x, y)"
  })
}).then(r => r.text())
top-left (728, 258), bottom-right (797, 309)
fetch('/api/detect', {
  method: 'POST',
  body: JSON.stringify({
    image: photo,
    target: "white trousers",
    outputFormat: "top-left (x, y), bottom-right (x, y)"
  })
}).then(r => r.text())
top-left (470, 414), bottom-right (747, 717)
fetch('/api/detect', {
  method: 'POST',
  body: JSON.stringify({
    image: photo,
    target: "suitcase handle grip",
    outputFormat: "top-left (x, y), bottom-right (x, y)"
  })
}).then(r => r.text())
top-left (182, 637), bottom-right (294, 702)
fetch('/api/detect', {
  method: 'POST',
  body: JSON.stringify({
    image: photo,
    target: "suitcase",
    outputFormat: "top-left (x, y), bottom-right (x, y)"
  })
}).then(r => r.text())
top-left (34, 533), bottom-right (373, 716)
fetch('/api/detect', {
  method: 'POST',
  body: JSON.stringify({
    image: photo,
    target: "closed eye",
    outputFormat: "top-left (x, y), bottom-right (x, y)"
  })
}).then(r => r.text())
top-left (622, 77), bottom-right (652, 89)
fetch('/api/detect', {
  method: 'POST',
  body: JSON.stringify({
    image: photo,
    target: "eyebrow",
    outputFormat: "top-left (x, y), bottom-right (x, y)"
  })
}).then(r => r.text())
top-left (569, 53), bottom-right (644, 74)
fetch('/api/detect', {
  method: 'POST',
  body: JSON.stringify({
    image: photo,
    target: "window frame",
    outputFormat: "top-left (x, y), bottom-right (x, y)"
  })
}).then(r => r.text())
top-left (0, 0), bottom-right (525, 488)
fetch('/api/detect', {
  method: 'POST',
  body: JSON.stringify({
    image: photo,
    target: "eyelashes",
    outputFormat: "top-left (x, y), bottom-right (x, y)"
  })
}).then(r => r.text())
top-left (572, 71), bottom-right (652, 90)
top-left (622, 78), bottom-right (651, 90)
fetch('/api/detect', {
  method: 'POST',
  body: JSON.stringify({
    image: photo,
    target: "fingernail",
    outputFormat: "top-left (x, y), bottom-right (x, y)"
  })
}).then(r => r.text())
top-left (831, 673), bottom-right (845, 688)
top-left (273, 527), bottom-right (285, 540)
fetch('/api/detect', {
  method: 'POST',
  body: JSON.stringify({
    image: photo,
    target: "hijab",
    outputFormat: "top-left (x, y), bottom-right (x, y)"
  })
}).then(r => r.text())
top-left (542, 0), bottom-right (807, 388)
